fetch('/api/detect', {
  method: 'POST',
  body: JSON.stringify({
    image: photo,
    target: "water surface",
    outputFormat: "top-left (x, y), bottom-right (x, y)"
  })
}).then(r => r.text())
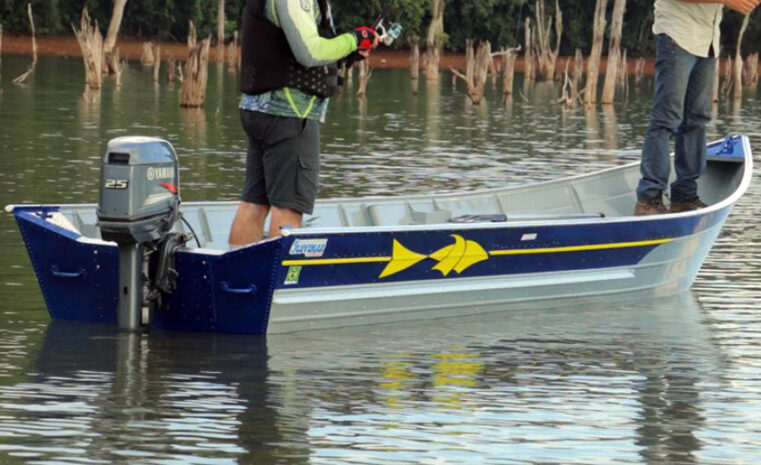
top-left (1, 55), bottom-right (760, 464)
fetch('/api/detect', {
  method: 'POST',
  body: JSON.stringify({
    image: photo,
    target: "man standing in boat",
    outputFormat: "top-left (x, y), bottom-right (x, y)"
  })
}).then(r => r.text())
top-left (229, 0), bottom-right (379, 245)
top-left (635, 0), bottom-right (760, 215)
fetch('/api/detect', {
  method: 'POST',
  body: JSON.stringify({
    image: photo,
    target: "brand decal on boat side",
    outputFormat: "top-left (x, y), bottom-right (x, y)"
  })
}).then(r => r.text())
top-left (290, 239), bottom-right (328, 257)
top-left (285, 266), bottom-right (302, 285)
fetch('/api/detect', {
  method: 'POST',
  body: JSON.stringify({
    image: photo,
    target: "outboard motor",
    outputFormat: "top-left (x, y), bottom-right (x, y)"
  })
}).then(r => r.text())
top-left (97, 137), bottom-right (184, 331)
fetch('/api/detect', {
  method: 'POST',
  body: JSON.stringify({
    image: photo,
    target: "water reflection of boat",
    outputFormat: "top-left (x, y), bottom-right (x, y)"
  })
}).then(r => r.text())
top-left (1, 292), bottom-right (720, 464)
top-left (5, 136), bottom-right (753, 334)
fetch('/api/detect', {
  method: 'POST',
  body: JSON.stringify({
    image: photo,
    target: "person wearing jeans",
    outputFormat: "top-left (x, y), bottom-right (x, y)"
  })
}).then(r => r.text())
top-left (635, 0), bottom-right (760, 215)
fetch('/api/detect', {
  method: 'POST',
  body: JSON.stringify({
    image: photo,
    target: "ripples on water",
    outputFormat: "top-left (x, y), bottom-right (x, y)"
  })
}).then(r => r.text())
top-left (1, 56), bottom-right (760, 464)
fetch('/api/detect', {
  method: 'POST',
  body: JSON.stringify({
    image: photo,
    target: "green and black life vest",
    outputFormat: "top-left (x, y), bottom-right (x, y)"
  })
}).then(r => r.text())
top-left (240, 0), bottom-right (340, 98)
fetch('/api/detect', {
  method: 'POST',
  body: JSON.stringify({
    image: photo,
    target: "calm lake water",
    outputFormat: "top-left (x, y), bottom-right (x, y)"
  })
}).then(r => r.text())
top-left (1, 55), bottom-right (760, 464)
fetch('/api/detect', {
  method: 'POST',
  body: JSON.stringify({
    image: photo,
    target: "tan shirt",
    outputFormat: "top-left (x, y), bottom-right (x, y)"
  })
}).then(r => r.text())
top-left (653, 0), bottom-right (723, 58)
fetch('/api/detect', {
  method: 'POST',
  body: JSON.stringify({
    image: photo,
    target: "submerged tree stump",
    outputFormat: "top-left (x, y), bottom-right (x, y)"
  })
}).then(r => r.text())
top-left (424, 0), bottom-right (445, 81)
top-left (410, 36), bottom-right (420, 81)
top-left (499, 46), bottom-right (520, 99)
top-left (559, 48), bottom-right (583, 109)
top-left (180, 23), bottom-right (212, 108)
top-left (712, 55), bottom-right (721, 103)
top-left (634, 57), bottom-right (645, 86)
top-left (534, 0), bottom-right (562, 81)
top-left (585, 0), bottom-right (609, 105)
top-left (0, 24), bottom-right (3, 84)
top-left (356, 59), bottom-right (372, 97)
top-left (524, 18), bottom-right (534, 82)
top-left (72, 9), bottom-right (103, 90)
top-left (13, 4), bottom-right (38, 85)
top-left (141, 41), bottom-right (155, 65)
top-left (104, 0), bottom-right (127, 74)
top-left (167, 56), bottom-right (176, 82)
top-left (601, 0), bottom-right (626, 104)
top-left (745, 52), bottom-right (759, 87)
top-left (153, 45), bottom-right (161, 82)
top-left (618, 49), bottom-right (629, 98)
top-left (451, 40), bottom-right (491, 105)
top-left (721, 57), bottom-right (733, 98)
top-left (734, 14), bottom-right (750, 100)
top-left (227, 31), bottom-right (239, 70)
top-left (111, 48), bottom-right (123, 86)
top-left (217, 0), bottom-right (225, 63)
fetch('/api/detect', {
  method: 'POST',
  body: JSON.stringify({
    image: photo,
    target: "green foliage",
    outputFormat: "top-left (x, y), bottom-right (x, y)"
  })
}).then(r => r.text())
top-left (0, 0), bottom-right (759, 57)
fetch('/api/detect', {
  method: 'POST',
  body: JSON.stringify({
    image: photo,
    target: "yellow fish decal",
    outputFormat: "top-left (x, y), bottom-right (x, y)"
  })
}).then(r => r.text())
top-left (380, 234), bottom-right (489, 278)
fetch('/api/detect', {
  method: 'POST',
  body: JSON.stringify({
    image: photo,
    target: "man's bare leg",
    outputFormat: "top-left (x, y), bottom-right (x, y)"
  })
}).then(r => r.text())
top-left (268, 206), bottom-right (302, 238)
top-left (229, 201), bottom-right (270, 246)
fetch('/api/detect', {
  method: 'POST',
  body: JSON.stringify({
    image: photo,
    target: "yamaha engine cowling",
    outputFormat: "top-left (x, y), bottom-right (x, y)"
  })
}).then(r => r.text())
top-left (98, 137), bottom-right (180, 243)
top-left (97, 137), bottom-right (182, 331)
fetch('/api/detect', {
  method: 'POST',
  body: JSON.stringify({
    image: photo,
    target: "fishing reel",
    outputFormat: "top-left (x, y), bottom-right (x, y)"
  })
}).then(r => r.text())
top-left (375, 19), bottom-right (403, 46)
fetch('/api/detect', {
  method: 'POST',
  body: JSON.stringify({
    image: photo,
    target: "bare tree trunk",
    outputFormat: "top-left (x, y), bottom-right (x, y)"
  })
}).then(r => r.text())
top-left (601, 0), bottom-right (626, 104)
top-left (71, 9), bottom-right (103, 90)
top-left (424, 0), bottom-right (445, 81)
top-left (181, 23), bottom-right (212, 108)
top-left (13, 4), bottom-right (38, 85)
top-left (734, 14), bottom-right (750, 100)
top-left (104, 0), bottom-right (127, 74)
top-left (153, 45), bottom-right (161, 82)
top-left (141, 41), bottom-right (155, 65)
top-left (451, 41), bottom-right (491, 105)
top-left (534, 0), bottom-right (563, 81)
top-left (524, 18), bottom-right (534, 81)
top-left (217, 0), bottom-right (225, 63)
top-left (585, 0), bottom-right (609, 105)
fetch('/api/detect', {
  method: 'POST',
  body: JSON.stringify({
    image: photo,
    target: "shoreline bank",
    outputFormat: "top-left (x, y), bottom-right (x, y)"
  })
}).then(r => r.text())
top-left (1, 35), bottom-right (659, 74)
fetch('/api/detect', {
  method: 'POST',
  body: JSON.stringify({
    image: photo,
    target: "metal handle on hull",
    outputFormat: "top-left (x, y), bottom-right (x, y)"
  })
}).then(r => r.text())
top-left (50, 266), bottom-right (86, 278)
top-left (219, 282), bottom-right (258, 295)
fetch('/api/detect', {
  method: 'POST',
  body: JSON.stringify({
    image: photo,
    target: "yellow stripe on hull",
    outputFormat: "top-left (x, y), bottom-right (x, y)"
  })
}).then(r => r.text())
top-left (489, 238), bottom-right (671, 256)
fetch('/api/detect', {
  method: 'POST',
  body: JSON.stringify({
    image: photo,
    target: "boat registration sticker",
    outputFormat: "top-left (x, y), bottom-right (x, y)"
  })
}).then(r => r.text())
top-left (285, 266), bottom-right (302, 285)
top-left (290, 239), bottom-right (328, 257)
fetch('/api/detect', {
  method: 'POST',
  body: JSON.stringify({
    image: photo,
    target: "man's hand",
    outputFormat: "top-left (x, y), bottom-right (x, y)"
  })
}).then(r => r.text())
top-left (722, 0), bottom-right (760, 14)
top-left (353, 26), bottom-right (380, 58)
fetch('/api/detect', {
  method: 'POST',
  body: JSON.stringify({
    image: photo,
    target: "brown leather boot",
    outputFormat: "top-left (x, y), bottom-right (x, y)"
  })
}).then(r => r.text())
top-left (670, 197), bottom-right (707, 213)
top-left (634, 196), bottom-right (668, 216)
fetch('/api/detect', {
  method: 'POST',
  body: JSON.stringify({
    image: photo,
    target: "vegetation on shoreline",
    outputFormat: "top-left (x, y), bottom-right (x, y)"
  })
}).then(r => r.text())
top-left (0, 0), bottom-right (759, 57)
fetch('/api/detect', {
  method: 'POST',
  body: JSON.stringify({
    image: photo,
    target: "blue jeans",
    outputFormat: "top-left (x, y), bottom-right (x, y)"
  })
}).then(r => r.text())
top-left (637, 34), bottom-right (716, 202)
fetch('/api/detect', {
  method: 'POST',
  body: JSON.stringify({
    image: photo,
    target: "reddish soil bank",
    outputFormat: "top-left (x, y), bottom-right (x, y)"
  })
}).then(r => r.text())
top-left (1, 35), bottom-right (657, 74)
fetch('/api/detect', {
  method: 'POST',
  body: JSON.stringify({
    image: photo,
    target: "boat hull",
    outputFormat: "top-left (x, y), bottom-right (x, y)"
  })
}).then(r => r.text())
top-left (11, 202), bottom-right (731, 334)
